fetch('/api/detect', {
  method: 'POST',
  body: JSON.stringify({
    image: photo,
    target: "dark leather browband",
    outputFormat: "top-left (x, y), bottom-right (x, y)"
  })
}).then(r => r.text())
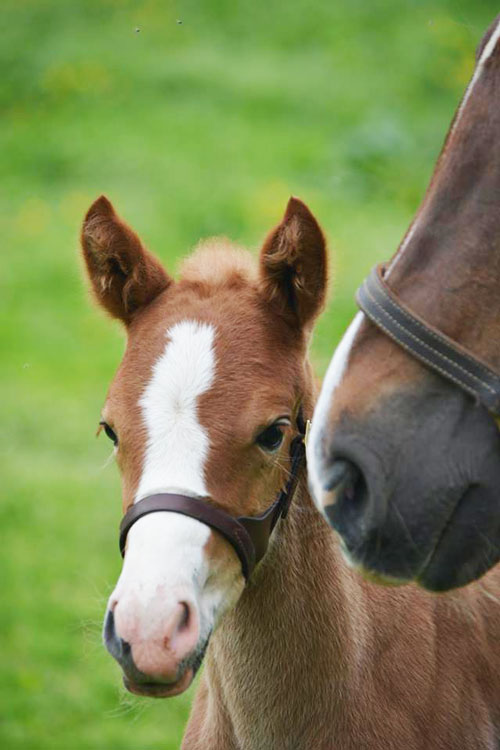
top-left (119, 420), bottom-right (306, 582)
top-left (357, 264), bottom-right (500, 416)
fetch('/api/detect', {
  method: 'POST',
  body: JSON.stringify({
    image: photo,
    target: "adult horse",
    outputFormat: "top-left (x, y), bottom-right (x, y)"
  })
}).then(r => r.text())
top-left (308, 15), bottom-right (500, 593)
top-left (82, 195), bottom-right (500, 747)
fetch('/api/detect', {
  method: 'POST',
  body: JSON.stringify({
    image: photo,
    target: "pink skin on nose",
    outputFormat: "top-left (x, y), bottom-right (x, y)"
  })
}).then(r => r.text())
top-left (115, 601), bottom-right (200, 682)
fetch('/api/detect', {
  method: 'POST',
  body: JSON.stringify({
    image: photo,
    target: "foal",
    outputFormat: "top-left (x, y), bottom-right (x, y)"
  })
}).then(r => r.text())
top-left (82, 196), bottom-right (500, 748)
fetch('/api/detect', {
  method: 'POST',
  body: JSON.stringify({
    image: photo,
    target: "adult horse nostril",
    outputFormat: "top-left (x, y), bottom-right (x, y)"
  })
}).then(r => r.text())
top-left (323, 459), bottom-right (361, 499)
top-left (322, 458), bottom-right (370, 536)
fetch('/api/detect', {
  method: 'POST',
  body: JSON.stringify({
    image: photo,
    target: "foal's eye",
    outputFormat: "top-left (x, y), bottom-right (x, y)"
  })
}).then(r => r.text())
top-left (99, 421), bottom-right (118, 446)
top-left (256, 423), bottom-right (286, 453)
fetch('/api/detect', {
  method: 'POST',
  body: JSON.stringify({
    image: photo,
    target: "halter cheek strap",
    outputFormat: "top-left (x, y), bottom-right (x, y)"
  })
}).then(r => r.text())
top-left (118, 420), bottom-right (307, 582)
top-left (357, 264), bottom-right (500, 416)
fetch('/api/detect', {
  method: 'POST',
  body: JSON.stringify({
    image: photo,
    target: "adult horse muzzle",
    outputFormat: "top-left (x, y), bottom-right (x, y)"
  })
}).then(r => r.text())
top-left (319, 266), bottom-right (500, 591)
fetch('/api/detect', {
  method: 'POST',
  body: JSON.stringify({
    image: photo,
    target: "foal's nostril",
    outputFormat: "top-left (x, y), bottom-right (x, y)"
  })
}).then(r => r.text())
top-left (178, 602), bottom-right (190, 633)
top-left (104, 609), bottom-right (123, 662)
top-left (104, 608), bottom-right (116, 645)
top-left (104, 609), bottom-right (138, 674)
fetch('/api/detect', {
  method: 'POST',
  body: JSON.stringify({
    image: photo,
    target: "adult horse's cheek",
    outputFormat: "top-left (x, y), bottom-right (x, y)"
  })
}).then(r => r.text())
top-left (103, 512), bottom-right (242, 693)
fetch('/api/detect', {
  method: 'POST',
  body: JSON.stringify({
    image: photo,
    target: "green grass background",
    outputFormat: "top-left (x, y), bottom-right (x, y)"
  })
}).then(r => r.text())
top-left (1, 1), bottom-right (497, 747)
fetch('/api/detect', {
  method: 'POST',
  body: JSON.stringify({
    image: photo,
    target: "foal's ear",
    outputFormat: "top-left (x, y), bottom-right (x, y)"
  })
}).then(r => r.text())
top-left (259, 197), bottom-right (327, 329)
top-left (81, 196), bottom-right (171, 324)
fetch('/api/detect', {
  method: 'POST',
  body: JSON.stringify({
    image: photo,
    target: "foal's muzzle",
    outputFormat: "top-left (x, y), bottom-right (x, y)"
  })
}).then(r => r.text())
top-left (104, 599), bottom-right (205, 698)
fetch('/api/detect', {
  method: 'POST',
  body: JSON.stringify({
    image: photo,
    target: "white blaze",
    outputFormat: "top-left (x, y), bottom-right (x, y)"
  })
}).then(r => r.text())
top-left (109, 320), bottom-right (243, 649)
top-left (136, 320), bottom-right (216, 501)
top-left (308, 312), bottom-right (364, 507)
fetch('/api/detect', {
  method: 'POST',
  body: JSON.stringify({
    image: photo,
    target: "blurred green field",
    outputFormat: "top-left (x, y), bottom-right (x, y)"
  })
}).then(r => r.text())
top-left (1, 1), bottom-right (498, 747)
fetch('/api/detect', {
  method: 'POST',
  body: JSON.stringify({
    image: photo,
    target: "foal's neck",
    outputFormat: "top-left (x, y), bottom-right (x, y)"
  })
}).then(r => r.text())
top-left (206, 480), bottom-right (367, 746)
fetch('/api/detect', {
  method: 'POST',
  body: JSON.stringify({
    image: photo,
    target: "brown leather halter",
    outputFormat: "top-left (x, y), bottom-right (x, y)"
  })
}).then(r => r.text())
top-left (357, 264), bottom-right (500, 416)
top-left (119, 412), bottom-right (307, 582)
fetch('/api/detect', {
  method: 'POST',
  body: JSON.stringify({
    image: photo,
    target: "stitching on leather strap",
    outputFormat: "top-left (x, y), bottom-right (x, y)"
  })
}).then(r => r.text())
top-left (373, 268), bottom-right (499, 380)
top-left (363, 283), bottom-right (497, 395)
top-left (361, 290), bottom-right (475, 395)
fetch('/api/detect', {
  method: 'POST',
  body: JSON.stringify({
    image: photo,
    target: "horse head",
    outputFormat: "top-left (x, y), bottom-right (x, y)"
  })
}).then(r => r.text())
top-left (308, 15), bottom-right (500, 592)
top-left (81, 195), bottom-right (327, 696)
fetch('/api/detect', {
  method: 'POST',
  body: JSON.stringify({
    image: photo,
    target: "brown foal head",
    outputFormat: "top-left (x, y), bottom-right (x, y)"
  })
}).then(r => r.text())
top-left (81, 195), bottom-right (327, 697)
top-left (308, 15), bottom-right (500, 592)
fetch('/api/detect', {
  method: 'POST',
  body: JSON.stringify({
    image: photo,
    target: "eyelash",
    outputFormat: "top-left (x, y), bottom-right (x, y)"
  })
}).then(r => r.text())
top-left (99, 421), bottom-right (118, 446)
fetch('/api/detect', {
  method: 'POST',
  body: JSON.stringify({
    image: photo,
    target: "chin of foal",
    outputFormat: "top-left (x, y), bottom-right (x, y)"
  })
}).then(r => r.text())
top-left (81, 194), bottom-right (327, 697)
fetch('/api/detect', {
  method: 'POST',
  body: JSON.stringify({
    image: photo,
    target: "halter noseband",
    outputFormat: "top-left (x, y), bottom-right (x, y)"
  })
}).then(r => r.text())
top-left (357, 264), bottom-right (500, 416)
top-left (118, 413), bottom-right (307, 582)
